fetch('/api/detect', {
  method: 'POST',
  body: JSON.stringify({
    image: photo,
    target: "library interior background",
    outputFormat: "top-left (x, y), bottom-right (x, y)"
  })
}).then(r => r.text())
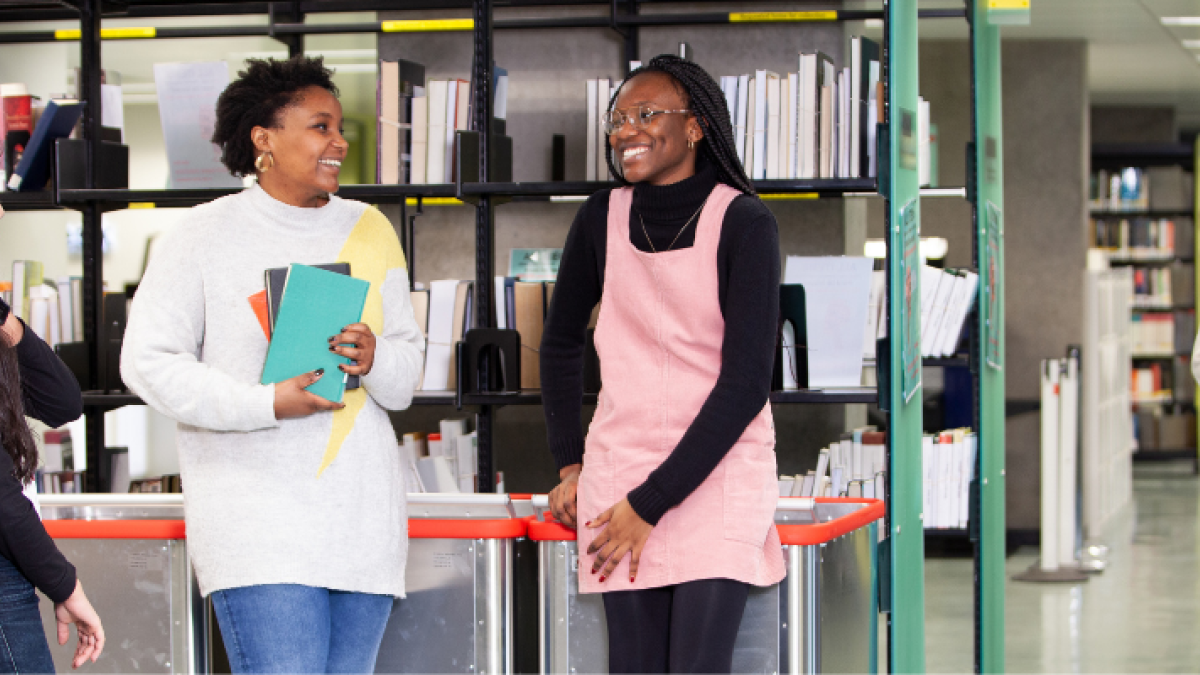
top-left (1, 0), bottom-right (1199, 673)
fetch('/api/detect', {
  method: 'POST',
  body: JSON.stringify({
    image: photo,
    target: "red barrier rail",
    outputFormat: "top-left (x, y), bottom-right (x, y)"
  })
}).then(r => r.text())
top-left (46, 518), bottom-right (531, 541)
top-left (528, 498), bottom-right (885, 546)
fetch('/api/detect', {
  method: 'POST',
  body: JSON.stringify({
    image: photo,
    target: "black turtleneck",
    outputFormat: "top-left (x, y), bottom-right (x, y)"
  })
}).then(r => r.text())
top-left (540, 160), bottom-right (781, 525)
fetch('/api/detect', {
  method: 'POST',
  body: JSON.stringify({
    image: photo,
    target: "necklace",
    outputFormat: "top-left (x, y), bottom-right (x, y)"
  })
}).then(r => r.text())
top-left (638, 196), bottom-right (709, 254)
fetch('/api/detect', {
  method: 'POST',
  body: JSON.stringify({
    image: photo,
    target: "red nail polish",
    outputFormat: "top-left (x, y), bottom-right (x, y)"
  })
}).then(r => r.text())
top-left (598, 575), bottom-right (606, 582)
top-left (585, 520), bottom-right (591, 526)
top-left (630, 576), bottom-right (636, 582)
top-left (591, 568), bottom-right (597, 575)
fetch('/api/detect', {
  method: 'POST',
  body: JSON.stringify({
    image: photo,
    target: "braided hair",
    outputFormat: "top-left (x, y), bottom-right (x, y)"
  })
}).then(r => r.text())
top-left (605, 54), bottom-right (755, 196)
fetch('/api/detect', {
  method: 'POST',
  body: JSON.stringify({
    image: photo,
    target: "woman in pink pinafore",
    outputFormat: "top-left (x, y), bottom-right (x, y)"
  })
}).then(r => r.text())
top-left (541, 54), bottom-right (785, 673)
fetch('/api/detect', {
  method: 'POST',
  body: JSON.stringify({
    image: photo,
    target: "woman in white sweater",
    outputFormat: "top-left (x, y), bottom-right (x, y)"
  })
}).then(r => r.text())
top-left (121, 56), bottom-right (424, 674)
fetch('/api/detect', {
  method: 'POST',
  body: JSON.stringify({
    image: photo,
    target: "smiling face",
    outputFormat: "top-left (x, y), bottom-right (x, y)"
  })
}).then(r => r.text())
top-left (252, 85), bottom-right (348, 208)
top-left (610, 72), bottom-right (703, 186)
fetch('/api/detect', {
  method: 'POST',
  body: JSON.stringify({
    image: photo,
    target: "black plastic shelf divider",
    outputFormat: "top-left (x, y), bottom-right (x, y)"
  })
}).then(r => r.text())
top-left (0, 191), bottom-right (60, 211)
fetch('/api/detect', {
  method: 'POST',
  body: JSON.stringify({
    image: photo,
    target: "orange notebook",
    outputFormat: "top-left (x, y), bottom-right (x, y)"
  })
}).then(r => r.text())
top-left (248, 290), bottom-right (270, 339)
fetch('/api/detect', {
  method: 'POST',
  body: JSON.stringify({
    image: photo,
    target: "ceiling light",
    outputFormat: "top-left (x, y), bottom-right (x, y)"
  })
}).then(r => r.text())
top-left (1162, 16), bottom-right (1200, 25)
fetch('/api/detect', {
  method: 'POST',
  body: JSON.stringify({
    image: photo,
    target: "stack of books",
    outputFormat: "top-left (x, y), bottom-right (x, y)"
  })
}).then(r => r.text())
top-left (587, 37), bottom-right (895, 182)
top-left (376, 59), bottom-right (509, 185)
top-left (4, 260), bottom-right (84, 348)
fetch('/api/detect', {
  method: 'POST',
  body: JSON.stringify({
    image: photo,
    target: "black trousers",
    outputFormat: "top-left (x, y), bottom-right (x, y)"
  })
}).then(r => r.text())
top-left (601, 578), bottom-right (750, 674)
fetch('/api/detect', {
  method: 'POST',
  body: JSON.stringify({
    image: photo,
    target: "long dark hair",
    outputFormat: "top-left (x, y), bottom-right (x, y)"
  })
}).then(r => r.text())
top-left (605, 54), bottom-right (756, 196)
top-left (0, 336), bottom-right (37, 484)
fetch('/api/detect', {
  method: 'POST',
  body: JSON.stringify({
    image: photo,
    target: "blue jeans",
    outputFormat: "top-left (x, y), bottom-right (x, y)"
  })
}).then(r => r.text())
top-left (0, 555), bottom-right (55, 674)
top-left (210, 585), bottom-right (393, 674)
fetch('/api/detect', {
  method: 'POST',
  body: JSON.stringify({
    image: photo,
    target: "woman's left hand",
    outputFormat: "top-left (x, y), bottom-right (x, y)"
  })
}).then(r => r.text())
top-left (587, 498), bottom-right (653, 583)
top-left (329, 323), bottom-right (376, 377)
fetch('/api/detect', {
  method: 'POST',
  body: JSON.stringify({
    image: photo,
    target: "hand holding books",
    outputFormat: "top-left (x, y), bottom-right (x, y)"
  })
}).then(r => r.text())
top-left (273, 369), bottom-right (347, 420)
top-left (328, 322), bottom-right (376, 378)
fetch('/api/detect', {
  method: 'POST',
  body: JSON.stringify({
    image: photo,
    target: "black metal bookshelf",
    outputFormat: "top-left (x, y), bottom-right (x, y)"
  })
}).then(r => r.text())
top-left (2, 0), bottom-right (970, 499)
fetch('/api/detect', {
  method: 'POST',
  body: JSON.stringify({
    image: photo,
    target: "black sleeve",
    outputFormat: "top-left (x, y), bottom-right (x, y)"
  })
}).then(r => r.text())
top-left (541, 193), bottom-right (607, 471)
top-left (626, 204), bottom-right (781, 525)
top-left (16, 319), bottom-right (83, 428)
top-left (0, 450), bottom-right (77, 603)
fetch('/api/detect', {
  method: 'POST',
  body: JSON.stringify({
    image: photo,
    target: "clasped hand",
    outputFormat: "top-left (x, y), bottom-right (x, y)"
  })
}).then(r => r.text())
top-left (272, 323), bottom-right (376, 419)
top-left (548, 466), bottom-right (653, 583)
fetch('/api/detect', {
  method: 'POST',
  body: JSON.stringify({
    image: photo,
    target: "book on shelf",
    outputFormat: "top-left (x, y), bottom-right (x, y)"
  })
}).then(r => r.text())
top-left (581, 40), bottom-right (884, 183)
top-left (866, 263), bottom-right (976, 360)
top-left (376, 59), bottom-right (425, 185)
top-left (1089, 167), bottom-right (1151, 212)
top-left (7, 97), bottom-right (83, 192)
top-left (1131, 267), bottom-right (1173, 307)
top-left (783, 256), bottom-right (874, 388)
top-left (421, 279), bottom-right (474, 391)
top-left (259, 264), bottom-right (369, 403)
top-left (1090, 216), bottom-right (1178, 256)
top-left (1131, 312), bottom-right (1174, 355)
top-left (1, 83), bottom-right (33, 188)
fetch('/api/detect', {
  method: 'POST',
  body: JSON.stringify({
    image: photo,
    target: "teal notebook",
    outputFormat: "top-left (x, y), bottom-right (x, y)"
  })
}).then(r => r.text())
top-left (260, 264), bottom-right (370, 403)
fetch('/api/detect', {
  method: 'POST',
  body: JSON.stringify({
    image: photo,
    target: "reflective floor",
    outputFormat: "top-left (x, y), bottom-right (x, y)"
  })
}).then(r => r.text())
top-left (924, 460), bottom-right (1200, 673)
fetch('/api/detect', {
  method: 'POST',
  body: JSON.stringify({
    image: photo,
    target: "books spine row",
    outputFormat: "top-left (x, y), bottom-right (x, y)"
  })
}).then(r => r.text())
top-left (1091, 217), bottom-right (1178, 255)
top-left (1131, 312), bottom-right (1175, 354)
top-left (6, 260), bottom-right (85, 348)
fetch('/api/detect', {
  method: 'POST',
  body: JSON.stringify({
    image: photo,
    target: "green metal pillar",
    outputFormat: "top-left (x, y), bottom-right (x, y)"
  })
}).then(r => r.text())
top-left (972, 2), bottom-right (1007, 672)
top-left (885, 0), bottom-right (926, 671)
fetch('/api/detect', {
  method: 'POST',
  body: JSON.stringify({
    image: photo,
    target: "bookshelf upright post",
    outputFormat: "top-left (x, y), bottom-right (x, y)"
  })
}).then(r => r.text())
top-left (971, 1), bottom-right (1007, 671)
top-left (884, 0), bottom-right (926, 671)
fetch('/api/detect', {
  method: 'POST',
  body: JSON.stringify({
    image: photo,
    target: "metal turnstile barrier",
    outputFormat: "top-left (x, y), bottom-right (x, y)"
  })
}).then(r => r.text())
top-left (38, 494), bottom-right (202, 674)
top-left (374, 494), bottom-right (526, 674)
top-left (528, 497), bottom-right (884, 674)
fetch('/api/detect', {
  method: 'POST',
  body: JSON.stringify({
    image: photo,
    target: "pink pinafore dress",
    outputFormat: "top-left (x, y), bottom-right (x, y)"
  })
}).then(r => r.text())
top-left (576, 184), bottom-right (786, 593)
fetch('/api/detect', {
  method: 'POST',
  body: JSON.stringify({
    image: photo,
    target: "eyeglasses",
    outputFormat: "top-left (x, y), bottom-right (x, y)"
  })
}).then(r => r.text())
top-left (601, 106), bottom-right (692, 135)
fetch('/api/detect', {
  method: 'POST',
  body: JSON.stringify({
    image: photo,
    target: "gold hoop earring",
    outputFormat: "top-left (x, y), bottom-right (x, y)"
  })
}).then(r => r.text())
top-left (255, 152), bottom-right (274, 173)
top-left (688, 139), bottom-right (696, 151)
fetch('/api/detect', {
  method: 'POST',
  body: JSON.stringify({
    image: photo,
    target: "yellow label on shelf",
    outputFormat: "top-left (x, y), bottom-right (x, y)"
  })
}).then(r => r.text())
top-left (381, 19), bottom-right (473, 33)
top-left (405, 197), bottom-right (463, 206)
top-left (128, 202), bottom-right (156, 209)
top-left (988, 0), bottom-right (1029, 8)
top-left (729, 11), bottom-right (837, 23)
top-left (55, 27), bottom-right (157, 40)
top-left (759, 193), bottom-right (819, 201)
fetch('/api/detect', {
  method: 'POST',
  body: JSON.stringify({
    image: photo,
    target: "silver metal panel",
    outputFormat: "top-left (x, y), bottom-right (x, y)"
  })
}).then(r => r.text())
top-left (375, 538), bottom-right (478, 673)
top-left (539, 540), bottom-right (608, 674)
top-left (730, 582), bottom-right (781, 673)
top-left (39, 539), bottom-right (192, 673)
top-left (406, 494), bottom-right (516, 519)
top-left (474, 538), bottom-right (512, 674)
top-left (818, 524), bottom-right (877, 674)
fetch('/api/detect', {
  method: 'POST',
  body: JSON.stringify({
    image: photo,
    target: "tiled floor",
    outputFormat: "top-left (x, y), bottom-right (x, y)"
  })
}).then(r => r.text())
top-left (923, 461), bottom-right (1200, 672)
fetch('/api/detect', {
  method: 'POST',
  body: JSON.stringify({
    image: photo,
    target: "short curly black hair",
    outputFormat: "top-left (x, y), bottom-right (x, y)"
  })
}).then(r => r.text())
top-left (211, 56), bottom-right (339, 177)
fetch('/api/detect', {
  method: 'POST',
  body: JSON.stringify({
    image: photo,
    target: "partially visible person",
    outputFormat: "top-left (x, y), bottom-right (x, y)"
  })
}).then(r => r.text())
top-left (0, 204), bottom-right (106, 673)
top-left (121, 57), bottom-right (425, 674)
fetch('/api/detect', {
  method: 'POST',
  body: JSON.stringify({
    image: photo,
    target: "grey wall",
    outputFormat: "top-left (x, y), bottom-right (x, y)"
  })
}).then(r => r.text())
top-left (378, 5), bottom-right (858, 494)
top-left (1002, 41), bottom-right (1089, 531)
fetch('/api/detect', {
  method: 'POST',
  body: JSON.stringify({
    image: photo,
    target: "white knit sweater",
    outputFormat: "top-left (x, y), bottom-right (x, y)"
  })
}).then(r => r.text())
top-left (121, 184), bottom-right (425, 597)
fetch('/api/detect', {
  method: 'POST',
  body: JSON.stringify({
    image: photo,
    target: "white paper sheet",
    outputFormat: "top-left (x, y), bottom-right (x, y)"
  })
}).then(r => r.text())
top-left (784, 256), bottom-right (874, 387)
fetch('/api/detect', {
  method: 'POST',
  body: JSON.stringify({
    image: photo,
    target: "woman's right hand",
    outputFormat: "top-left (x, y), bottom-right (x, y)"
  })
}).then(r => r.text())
top-left (54, 581), bottom-right (105, 669)
top-left (273, 369), bottom-right (346, 419)
top-left (549, 464), bottom-right (582, 528)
